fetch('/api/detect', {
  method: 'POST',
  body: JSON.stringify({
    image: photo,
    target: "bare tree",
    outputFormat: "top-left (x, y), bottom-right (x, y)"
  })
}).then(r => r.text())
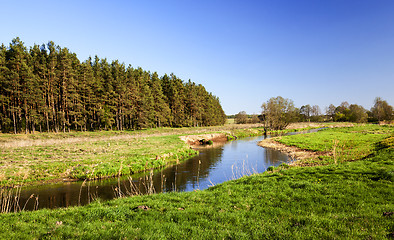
top-left (325, 104), bottom-right (336, 120)
top-left (261, 96), bottom-right (297, 130)
top-left (371, 97), bottom-right (393, 121)
top-left (300, 105), bottom-right (312, 121)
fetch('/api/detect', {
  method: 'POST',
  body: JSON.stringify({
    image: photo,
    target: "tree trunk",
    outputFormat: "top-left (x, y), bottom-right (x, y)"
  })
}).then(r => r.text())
top-left (46, 112), bottom-right (49, 133)
top-left (12, 112), bottom-right (17, 134)
top-left (24, 102), bottom-right (29, 134)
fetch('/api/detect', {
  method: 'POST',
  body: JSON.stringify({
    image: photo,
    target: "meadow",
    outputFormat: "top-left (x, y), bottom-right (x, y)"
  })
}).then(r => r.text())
top-left (0, 124), bottom-right (392, 239)
top-left (0, 133), bottom-right (196, 186)
top-left (0, 123), bottom-right (323, 187)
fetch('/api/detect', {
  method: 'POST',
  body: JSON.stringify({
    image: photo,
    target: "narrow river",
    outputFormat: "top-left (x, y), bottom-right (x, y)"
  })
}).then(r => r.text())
top-left (17, 134), bottom-right (297, 211)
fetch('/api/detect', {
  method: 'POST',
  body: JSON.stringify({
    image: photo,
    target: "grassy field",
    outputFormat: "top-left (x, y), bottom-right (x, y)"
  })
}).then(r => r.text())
top-left (0, 134), bottom-right (197, 187)
top-left (0, 123), bottom-right (328, 187)
top-left (1, 124), bottom-right (272, 187)
top-left (0, 126), bottom-right (394, 239)
top-left (0, 124), bottom-right (392, 239)
top-left (276, 124), bottom-right (394, 165)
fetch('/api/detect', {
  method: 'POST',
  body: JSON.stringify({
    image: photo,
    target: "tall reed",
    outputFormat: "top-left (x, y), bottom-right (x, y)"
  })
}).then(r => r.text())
top-left (0, 187), bottom-right (38, 213)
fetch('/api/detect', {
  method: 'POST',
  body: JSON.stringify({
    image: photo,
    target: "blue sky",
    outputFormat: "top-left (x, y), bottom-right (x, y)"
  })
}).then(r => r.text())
top-left (1, 0), bottom-right (393, 115)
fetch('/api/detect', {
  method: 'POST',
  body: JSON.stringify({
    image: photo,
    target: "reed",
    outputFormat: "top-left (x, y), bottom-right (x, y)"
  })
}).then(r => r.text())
top-left (0, 187), bottom-right (39, 213)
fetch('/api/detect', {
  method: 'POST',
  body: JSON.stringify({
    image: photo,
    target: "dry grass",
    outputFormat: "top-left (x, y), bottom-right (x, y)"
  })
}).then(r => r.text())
top-left (286, 122), bottom-right (355, 129)
top-left (0, 124), bottom-right (266, 149)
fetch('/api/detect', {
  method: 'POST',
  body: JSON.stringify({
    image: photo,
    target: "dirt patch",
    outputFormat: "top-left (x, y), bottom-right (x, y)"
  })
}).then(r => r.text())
top-left (179, 133), bottom-right (227, 146)
top-left (258, 138), bottom-right (323, 163)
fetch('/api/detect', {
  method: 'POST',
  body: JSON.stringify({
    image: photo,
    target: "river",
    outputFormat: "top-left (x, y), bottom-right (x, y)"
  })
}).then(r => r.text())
top-left (17, 134), bottom-right (295, 211)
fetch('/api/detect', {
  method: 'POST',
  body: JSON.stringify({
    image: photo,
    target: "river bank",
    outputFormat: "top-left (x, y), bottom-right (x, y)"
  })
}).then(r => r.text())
top-left (258, 138), bottom-right (321, 162)
top-left (0, 122), bottom-right (362, 187)
top-left (0, 124), bottom-right (267, 187)
top-left (259, 124), bottom-right (394, 167)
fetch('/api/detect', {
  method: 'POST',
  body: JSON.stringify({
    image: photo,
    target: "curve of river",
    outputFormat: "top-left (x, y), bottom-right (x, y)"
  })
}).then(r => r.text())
top-left (16, 131), bottom-right (316, 211)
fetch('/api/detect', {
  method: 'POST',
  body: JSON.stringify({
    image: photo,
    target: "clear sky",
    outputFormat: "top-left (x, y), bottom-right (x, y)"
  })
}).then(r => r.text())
top-left (1, 0), bottom-right (393, 115)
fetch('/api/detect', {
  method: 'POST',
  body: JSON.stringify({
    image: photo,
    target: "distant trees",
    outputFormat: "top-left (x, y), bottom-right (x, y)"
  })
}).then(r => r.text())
top-left (325, 98), bottom-right (392, 123)
top-left (370, 97), bottom-right (393, 121)
top-left (0, 38), bottom-right (226, 133)
top-left (261, 96), bottom-right (297, 130)
top-left (234, 111), bottom-right (248, 124)
top-left (258, 96), bottom-right (392, 127)
top-left (310, 105), bottom-right (321, 121)
top-left (233, 112), bottom-right (262, 124)
top-left (300, 104), bottom-right (321, 122)
top-left (325, 104), bottom-right (336, 120)
top-left (324, 101), bottom-right (368, 123)
top-left (348, 104), bottom-right (368, 123)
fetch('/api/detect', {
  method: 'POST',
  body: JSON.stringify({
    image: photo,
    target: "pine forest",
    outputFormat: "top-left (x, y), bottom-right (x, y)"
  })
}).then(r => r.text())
top-left (0, 38), bottom-right (227, 133)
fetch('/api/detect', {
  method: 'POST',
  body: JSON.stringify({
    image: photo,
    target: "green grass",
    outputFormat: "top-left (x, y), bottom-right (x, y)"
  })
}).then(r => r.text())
top-left (276, 125), bottom-right (394, 164)
top-left (0, 124), bottom-right (291, 187)
top-left (0, 140), bottom-right (392, 239)
top-left (0, 134), bottom-right (197, 186)
top-left (0, 123), bottom-right (375, 187)
top-left (0, 124), bottom-right (392, 239)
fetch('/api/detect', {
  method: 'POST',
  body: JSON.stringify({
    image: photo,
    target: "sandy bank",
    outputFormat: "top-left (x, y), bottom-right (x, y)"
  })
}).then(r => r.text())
top-left (258, 138), bottom-right (322, 164)
top-left (179, 133), bottom-right (227, 147)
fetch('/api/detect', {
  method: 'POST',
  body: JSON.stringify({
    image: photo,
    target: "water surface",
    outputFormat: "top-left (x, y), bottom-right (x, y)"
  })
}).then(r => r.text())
top-left (18, 135), bottom-right (291, 210)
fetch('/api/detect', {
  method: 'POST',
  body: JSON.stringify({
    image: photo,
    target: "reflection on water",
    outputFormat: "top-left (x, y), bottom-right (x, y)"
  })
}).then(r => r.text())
top-left (17, 135), bottom-right (290, 210)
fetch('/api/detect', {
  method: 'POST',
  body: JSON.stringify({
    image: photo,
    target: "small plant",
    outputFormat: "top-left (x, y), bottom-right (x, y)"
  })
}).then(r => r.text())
top-left (279, 163), bottom-right (290, 169)
top-left (266, 166), bottom-right (274, 172)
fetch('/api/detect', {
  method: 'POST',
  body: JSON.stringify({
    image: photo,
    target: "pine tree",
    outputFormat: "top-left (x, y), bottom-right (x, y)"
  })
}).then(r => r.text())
top-left (134, 68), bottom-right (154, 129)
top-left (46, 41), bottom-right (60, 132)
top-left (150, 72), bottom-right (171, 127)
top-left (5, 38), bottom-right (28, 133)
top-left (0, 38), bottom-right (227, 132)
top-left (0, 44), bottom-right (9, 132)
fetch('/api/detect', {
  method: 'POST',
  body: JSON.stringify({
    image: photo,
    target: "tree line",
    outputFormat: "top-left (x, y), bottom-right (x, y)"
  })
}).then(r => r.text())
top-left (0, 38), bottom-right (226, 133)
top-left (235, 96), bottom-right (393, 130)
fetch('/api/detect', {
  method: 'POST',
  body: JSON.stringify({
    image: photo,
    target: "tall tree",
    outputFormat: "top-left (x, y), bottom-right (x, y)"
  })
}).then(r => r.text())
top-left (161, 74), bottom-right (186, 127)
top-left (0, 44), bottom-right (9, 132)
top-left (0, 38), bottom-right (227, 132)
top-left (134, 69), bottom-right (154, 129)
top-left (261, 96), bottom-right (297, 130)
top-left (5, 37), bottom-right (32, 133)
top-left (150, 72), bottom-right (171, 127)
